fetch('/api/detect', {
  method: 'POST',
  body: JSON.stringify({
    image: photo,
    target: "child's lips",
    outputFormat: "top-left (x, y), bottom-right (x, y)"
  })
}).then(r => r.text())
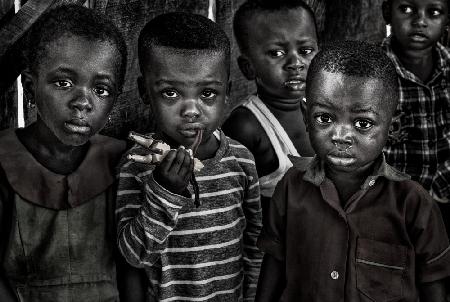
top-left (284, 78), bottom-right (306, 91)
top-left (64, 119), bottom-right (91, 134)
top-left (327, 151), bottom-right (356, 166)
top-left (409, 32), bottom-right (428, 42)
top-left (179, 124), bottom-right (204, 138)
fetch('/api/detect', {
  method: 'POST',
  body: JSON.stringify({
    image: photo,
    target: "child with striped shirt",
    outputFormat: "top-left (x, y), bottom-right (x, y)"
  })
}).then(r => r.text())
top-left (115, 12), bottom-right (263, 302)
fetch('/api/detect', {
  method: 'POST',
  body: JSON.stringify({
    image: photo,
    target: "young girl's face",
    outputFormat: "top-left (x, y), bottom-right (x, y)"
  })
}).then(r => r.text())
top-left (140, 46), bottom-right (229, 154)
top-left (389, 0), bottom-right (448, 51)
top-left (27, 35), bottom-right (120, 146)
top-left (242, 7), bottom-right (318, 100)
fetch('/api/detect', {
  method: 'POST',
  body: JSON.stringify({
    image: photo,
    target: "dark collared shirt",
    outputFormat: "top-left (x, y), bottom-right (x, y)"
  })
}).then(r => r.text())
top-left (258, 156), bottom-right (450, 302)
top-left (382, 36), bottom-right (450, 202)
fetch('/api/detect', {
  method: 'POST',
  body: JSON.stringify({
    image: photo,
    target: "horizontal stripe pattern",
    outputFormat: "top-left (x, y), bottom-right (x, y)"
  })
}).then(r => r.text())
top-left (116, 132), bottom-right (262, 301)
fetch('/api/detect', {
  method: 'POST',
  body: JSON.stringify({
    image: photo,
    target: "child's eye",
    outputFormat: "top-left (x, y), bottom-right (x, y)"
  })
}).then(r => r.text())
top-left (94, 87), bottom-right (111, 97)
top-left (354, 119), bottom-right (373, 130)
top-left (268, 50), bottom-right (285, 58)
top-left (201, 89), bottom-right (217, 100)
top-left (399, 5), bottom-right (414, 14)
top-left (299, 48), bottom-right (315, 56)
top-left (161, 90), bottom-right (179, 99)
top-left (315, 114), bottom-right (333, 124)
top-left (54, 80), bottom-right (72, 88)
top-left (429, 8), bottom-right (443, 16)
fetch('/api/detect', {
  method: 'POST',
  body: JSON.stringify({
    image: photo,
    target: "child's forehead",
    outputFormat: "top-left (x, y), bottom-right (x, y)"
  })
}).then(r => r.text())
top-left (308, 70), bottom-right (390, 108)
top-left (41, 34), bottom-right (119, 62)
top-left (145, 46), bottom-right (227, 71)
top-left (391, 0), bottom-right (448, 7)
top-left (249, 7), bottom-right (315, 31)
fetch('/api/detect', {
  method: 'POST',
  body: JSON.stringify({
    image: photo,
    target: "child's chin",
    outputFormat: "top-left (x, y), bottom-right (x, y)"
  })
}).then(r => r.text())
top-left (58, 133), bottom-right (91, 147)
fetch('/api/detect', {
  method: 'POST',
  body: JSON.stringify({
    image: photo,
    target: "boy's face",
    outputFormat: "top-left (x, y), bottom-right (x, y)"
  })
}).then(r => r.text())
top-left (26, 35), bottom-right (120, 146)
top-left (306, 71), bottom-right (393, 175)
top-left (241, 7), bottom-right (318, 100)
top-left (139, 46), bottom-right (229, 149)
top-left (389, 0), bottom-right (448, 50)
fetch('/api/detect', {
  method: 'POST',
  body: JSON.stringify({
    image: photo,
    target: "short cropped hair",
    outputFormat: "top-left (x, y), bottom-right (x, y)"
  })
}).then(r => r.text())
top-left (27, 4), bottom-right (128, 91)
top-left (306, 40), bottom-right (399, 112)
top-left (138, 12), bottom-right (231, 74)
top-left (234, 0), bottom-right (317, 54)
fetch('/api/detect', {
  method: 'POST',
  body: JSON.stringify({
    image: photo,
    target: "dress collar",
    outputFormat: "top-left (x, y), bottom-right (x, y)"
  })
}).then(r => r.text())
top-left (0, 129), bottom-right (126, 209)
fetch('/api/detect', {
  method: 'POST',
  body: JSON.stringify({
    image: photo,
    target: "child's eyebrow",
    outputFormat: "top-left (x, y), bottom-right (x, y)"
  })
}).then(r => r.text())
top-left (351, 107), bottom-right (380, 116)
top-left (155, 79), bottom-right (224, 86)
top-left (51, 66), bottom-right (115, 82)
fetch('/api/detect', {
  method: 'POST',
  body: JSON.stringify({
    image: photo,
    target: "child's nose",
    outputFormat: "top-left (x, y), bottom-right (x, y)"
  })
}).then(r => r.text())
top-left (71, 88), bottom-right (93, 112)
top-left (331, 125), bottom-right (353, 150)
top-left (412, 11), bottom-right (427, 27)
top-left (181, 99), bottom-right (201, 119)
top-left (285, 53), bottom-right (305, 71)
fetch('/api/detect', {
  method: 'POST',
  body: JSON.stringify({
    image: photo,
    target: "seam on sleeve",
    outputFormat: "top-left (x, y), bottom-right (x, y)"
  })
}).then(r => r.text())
top-left (426, 245), bottom-right (450, 265)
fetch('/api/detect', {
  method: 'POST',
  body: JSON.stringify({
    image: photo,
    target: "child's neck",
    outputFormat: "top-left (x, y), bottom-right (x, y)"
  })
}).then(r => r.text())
top-left (257, 89), bottom-right (301, 112)
top-left (195, 133), bottom-right (220, 161)
top-left (392, 39), bottom-right (435, 83)
top-left (17, 123), bottom-right (89, 175)
top-left (325, 163), bottom-right (374, 206)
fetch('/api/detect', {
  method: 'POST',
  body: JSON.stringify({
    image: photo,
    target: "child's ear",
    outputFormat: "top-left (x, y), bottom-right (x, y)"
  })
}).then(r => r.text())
top-left (237, 55), bottom-right (256, 80)
top-left (382, 1), bottom-right (391, 25)
top-left (137, 76), bottom-right (151, 105)
top-left (300, 97), bottom-right (309, 132)
top-left (21, 69), bottom-right (35, 105)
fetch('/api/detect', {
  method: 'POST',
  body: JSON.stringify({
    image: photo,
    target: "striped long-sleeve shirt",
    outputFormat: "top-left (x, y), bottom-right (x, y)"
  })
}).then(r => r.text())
top-left (116, 130), bottom-right (263, 301)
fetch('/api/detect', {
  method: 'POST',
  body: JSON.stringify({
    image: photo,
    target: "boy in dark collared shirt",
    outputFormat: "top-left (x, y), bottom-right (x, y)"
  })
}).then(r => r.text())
top-left (256, 41), bottom-right (450, 302)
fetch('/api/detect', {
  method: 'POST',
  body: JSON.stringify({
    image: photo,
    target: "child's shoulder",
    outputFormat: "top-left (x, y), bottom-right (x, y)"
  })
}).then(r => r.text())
top-left (223, 105), bottom-right (264, 143)
top-left (90, 134), bottom-right (127, 166)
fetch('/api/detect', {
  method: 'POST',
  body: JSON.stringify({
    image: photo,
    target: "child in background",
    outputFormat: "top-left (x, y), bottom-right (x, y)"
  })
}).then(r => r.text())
top-left (381, 0), bottom-right (450, 222)
top-left (0, 5), bottom-right (136, 302)
top-left (223, 0), bottom-right (318, 218)
top-left (116, 12), bottom-right (263, 302)
top-left (256, 41), bottom-right (450, 302)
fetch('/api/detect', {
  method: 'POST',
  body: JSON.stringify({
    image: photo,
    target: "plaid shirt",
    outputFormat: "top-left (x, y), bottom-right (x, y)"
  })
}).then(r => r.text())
top-left (382, 36), bottom-right (450, 202)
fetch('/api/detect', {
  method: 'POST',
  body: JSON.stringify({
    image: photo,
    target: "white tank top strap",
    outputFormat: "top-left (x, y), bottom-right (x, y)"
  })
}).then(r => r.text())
top-left (242, 95), bottom-right (300, 197)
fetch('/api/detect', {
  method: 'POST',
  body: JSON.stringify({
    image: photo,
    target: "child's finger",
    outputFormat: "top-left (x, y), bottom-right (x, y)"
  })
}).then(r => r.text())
top-left (127, 153), bottom-right (154, 164)
top-left (128, 132), bottom-right (163, 154)
top-left (167, 146), bottom-right (189, 175)
top-left (178, 151), bottom-right (194, 182)
top-left (158, 149), bottom-right (178, 174)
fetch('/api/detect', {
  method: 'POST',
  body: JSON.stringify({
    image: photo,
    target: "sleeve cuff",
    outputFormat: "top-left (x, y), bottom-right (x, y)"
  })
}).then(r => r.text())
top-left (418, 245), bottom-right (450, 283)
top-left (146, 173), bottom-right (193, 212)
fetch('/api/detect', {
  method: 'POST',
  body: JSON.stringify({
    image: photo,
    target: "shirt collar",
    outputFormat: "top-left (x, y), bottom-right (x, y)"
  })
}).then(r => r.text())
top-left (0, 129), bottom-right (126, 209)
top-left (290, 153), bottom-right (410, 189)
top-left (381, 35), bottom-right (450, 84)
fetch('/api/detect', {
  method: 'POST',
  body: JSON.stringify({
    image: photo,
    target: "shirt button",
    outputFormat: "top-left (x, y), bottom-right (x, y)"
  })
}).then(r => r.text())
top-left (330, 270), bottom-right (339, 280)
top-left (368, 179), bottom-right (376, 187)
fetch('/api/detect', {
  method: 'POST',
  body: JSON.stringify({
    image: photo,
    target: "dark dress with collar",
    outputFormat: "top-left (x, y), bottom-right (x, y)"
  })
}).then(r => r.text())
top-left (0, 129), bottom-right (126, 302)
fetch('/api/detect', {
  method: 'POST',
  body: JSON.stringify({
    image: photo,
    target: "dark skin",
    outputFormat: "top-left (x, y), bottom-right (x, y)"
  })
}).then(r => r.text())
top-left (256, 70), bottom-right (447, 301)
top-left (382, 0), bottom-right (449, 82)
top-left (137, 46), bottom-right (229, 197)
top-left (0, 36), bottom-right (145, 302)
top-left (223, 7), bottom-right (318, 181)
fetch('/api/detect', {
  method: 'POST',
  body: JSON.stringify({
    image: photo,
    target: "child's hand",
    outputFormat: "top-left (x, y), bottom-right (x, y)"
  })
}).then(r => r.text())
top-left (153, 146), bottom-right (194, 196)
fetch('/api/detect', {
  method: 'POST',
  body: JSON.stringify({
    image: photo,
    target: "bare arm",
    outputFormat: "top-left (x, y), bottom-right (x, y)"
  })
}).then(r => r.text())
top-left (222, 107), bottom-right (278, 178)
top-left (255, 254), bottom-right (285, 302)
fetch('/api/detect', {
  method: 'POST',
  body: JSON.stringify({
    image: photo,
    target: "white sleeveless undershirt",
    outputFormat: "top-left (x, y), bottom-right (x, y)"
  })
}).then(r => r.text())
top-left (241, 95), bottom-right (300, 197)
